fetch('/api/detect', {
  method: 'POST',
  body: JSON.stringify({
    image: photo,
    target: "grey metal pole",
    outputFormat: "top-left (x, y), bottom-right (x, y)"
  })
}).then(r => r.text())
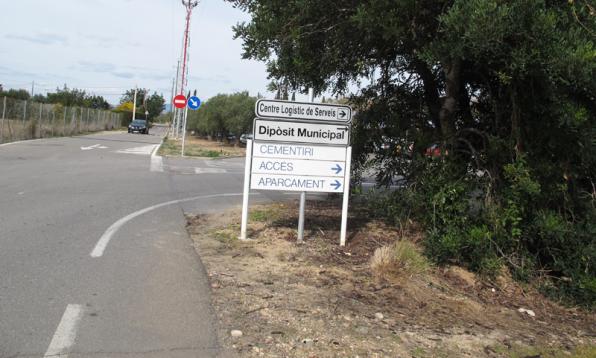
top-left (239, 139), bottom-right (253, 241)
top-left (297, 87), bottom-right (315, 243)
top-left (1, 96), bottom-right (6, 143)
top-left (181, 104), bottom-right (188, 156)
top-left (297, 192), bottom-right (306, 243)
top-left (173, 60), bottom-right (181, 136)
top-left (170, 77), bottom-right (176, 127)
top-left (132, 87), bottom-right (138, 122)
top-left (51, 108), bottom-right (55, 137)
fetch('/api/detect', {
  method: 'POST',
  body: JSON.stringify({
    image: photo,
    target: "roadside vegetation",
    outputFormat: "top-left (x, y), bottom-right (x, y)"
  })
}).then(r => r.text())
top-left (0, 84), bottom-right (111, 109)
top-left (188, 201), bottom-right (595, 357)
top-left (114, 88), bottom-right (165, 126)
top-left (229, 0), bottom-right (596, 308)
top-left (158, 135), bottom-right (245, 158)
top-left (0, 85), bottom-right (123, 143)
top-left (186, 91), bottom-right (256, 145)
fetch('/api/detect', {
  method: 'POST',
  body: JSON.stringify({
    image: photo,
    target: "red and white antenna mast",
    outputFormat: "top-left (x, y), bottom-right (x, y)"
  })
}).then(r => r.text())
top-left (179, 0), bottom-right (199, 96)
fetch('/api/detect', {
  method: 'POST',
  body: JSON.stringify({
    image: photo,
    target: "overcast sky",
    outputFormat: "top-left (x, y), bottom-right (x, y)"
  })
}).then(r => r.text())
top-left (0, 0), bottom-right (274, 104)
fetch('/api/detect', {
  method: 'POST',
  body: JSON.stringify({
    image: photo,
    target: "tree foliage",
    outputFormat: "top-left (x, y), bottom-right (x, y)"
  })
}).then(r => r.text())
top-left (0, 87), bottom-right (31, 100)
top-left (120, 89), bottom-right (165, 121)
top-left (228, 0), bottom-right (596, 307)
top-left (187, 91), bottom-right (256, 141)
top-left (45, 85), bottom-right (110, 109)
top-left (0, 84), bottom-right (111, 109)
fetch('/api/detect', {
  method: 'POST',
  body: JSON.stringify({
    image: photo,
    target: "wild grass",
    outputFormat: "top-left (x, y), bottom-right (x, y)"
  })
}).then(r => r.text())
top-left (371, 240), bottom-right (429, 280)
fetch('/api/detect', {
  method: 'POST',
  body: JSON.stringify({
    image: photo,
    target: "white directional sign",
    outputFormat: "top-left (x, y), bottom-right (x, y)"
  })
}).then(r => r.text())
top-left (241, 97), bottom-right (354, 246)
top-left (256, 99), bottom-right (352, 123)
top-left (251, 174), bottom-right (345, 193)
top-left (253, 142), bottom-right (347, 161)
top-left (250, 141), bottom-right (348, 193)
top-left (253, 119), bottom-right (349, 146)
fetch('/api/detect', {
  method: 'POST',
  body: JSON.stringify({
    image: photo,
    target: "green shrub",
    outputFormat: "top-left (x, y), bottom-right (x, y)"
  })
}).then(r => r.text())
top-left (366, 156), bottom-right (595, 308)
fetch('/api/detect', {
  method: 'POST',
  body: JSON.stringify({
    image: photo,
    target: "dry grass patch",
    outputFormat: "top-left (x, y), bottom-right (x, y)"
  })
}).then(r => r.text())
top-left (158, 135), bottom-right (245, 157)
top-left (371, 240), bottom-right (429, 281)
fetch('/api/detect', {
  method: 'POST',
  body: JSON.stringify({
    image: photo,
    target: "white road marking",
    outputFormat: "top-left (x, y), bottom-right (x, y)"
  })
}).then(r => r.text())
top-left (81, 144), bottom-right (108, 151)
top-left (90, 193), bottom-right (253, 258)
top-left (195, 168), bottom-right (227, 174)
top-left (150, 139), bottom-right (164, 172)
top-left (81, 144), bottom-right (99, 150)
top-left (44, 304), bottom-right (83, 358)
top-left (0, 138), bottom-right (46, 147)
top-left (115, 144), bottom-right (157, 155)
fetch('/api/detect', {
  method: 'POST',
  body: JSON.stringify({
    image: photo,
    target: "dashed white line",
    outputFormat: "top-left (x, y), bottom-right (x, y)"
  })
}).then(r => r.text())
top-left (44, 304), bottom-right (84, 358)
top-left (90, 193), bottom-right (251, 258)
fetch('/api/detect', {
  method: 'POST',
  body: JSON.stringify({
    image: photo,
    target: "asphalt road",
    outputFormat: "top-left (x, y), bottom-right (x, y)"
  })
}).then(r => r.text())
top-left (0, 127), bottom-right (282, 357)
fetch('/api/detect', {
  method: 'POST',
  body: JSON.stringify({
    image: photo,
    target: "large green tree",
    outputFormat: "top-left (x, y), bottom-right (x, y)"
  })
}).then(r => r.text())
top-left (120, 89), bottom-right (165, 121)
top-left (229, 0), bottom-right (596, 306)
top-left (188, 91), bottom-right (256, 142)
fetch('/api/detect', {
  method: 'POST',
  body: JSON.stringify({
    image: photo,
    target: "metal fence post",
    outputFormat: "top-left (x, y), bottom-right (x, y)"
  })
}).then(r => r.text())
top-left (1, 96), bottom-right (6, 143)
top-left (51, 107), bottom-right (55, 137)
top-left (22, 100), bottom-right (27, 140)
top-left (63, 107), bottom-right (67, 136)
top-left (38, 102), bottom-right (43, 138)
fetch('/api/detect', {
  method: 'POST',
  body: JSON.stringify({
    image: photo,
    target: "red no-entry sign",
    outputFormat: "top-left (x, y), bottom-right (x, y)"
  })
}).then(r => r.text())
top-left (173, 95), bottom-right (187, 109)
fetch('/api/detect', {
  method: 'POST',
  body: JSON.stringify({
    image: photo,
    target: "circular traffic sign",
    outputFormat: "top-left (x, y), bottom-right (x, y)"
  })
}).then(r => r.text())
top-left (173, 94), bottom-right (187, 109)
top-left (187, 96), bottom-right (201, 110)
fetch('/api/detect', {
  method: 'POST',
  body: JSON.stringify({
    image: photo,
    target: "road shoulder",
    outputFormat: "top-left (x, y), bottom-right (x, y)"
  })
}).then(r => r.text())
top-left (187, 201), bottom-right (596, 358)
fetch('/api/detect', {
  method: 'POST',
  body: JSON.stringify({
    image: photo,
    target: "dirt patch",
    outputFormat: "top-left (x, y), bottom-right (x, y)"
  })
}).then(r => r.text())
top-left (159, 136), bottom-right (245, 158)
top-left (187, 201), bottom-right (595, 358)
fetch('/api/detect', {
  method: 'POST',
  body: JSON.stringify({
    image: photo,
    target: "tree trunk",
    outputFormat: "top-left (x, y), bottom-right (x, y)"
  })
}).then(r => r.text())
top-left (413, 59), bottom-right (441, 130)
top-left (510, 85), bottom-right (523, 155)
top-left (439, 59), bottom-right (461, 147)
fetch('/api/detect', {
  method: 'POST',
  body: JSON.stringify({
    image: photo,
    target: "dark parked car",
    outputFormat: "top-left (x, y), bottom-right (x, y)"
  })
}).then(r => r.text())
top-left (128, 120), bottom-right (149, 134)
top-left (239, 133), bottom-right (253, 144)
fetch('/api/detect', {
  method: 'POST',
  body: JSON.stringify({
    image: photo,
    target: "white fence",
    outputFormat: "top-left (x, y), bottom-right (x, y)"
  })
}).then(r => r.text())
top-left (0, 96), bottom-right (122, 144)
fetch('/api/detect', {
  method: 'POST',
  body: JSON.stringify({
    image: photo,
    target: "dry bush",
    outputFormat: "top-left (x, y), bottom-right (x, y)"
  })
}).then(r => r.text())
top-left (370, 245), bottom-right (395, 280)
top-left (371, 240), bottom-right (429, 280)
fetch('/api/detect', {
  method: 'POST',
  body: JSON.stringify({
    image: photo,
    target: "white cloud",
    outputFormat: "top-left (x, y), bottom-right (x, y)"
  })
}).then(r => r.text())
top-left (0, 0), bottom-right (271, 104)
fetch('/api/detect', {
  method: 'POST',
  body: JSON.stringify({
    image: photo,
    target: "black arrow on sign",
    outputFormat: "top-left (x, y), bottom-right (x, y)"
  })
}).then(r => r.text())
top-left (338, 110), bottom-right (347, 119)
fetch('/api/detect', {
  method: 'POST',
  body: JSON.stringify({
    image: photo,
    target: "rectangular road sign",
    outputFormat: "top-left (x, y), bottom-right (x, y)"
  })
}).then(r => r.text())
top-left (256, 99), bottom-right (352, 123)
top-left (250, 173), bottom-right (345, 193)
top-left (252, 158), bottom-right (346, 177)
top-left (252, 142), bottom-right (347, 161)
top-left (253, 119), bottom-right (349, 146)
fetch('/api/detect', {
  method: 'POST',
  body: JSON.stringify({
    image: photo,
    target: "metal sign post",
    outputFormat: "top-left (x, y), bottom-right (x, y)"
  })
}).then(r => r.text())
top-left (240, 139), bottom-right (253, 241)
top-left (182, 96), bottom-right (201, 157)
top-left (181, 104), bottom-right (189, 157)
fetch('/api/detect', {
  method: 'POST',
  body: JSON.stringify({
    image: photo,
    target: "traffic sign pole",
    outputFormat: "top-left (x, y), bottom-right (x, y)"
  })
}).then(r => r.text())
top-left (340, 146), bottom-right (352, 246)
top-left (297, 88), bottom-right (314, 244)
top-left (181, 104), bottom-right (188, 156)
top-left (240, 139), bottom-right (253, 241)
top-left (173, 95), bottom-right (188, 140)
